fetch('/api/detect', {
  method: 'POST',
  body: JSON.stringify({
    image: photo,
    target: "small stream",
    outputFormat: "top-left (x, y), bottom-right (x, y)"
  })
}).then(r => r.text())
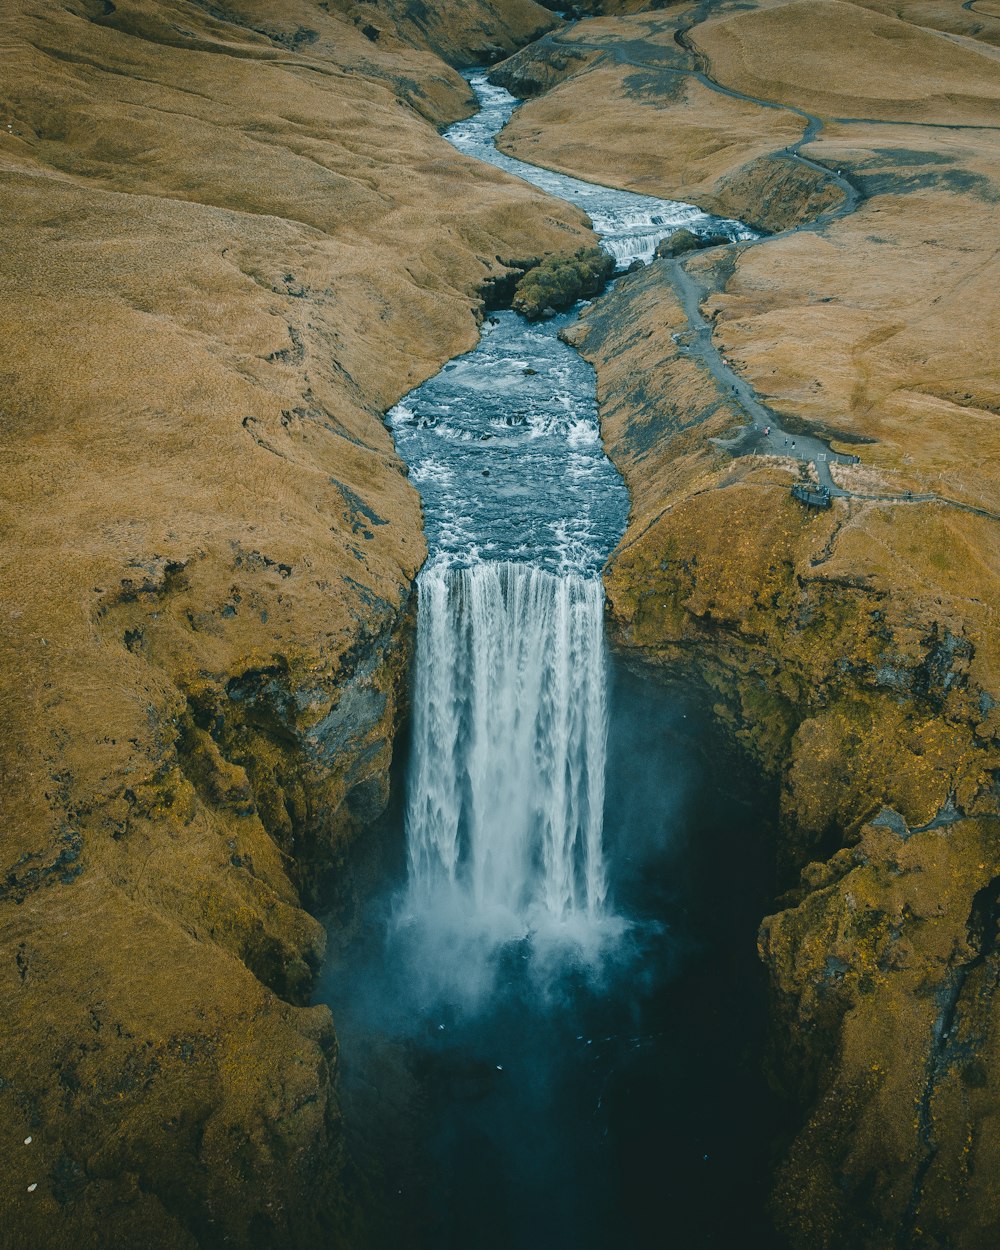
top-left (445, 75), bottom-right (750, 266)
top-left (316, 75), bottom-right (785, 1249)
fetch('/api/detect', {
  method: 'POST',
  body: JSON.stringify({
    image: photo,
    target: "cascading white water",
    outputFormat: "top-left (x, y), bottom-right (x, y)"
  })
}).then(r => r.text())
top-left (318, 66), bottom-right (768, 1246)
top-left (445, 73), bottom-right (754, 270)
top-left (388, 72), bottom-right (747, 980)
top-left (600, 230), bottom-right (669, 268)
top-left (407, 562), bottom-right (609, 935)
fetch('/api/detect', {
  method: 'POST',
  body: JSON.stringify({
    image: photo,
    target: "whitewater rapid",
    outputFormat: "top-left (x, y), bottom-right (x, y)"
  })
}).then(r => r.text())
top-left (390, 73), bottom-right (746, 962)
top-left (447, 74), bottom-right (751, 267)
top-left (408, 564), bottom-right (608, 925)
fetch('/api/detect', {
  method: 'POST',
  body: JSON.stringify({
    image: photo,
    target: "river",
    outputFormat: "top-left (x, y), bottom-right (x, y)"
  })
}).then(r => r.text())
top-left (315, 74), bottom-right (785, 1249)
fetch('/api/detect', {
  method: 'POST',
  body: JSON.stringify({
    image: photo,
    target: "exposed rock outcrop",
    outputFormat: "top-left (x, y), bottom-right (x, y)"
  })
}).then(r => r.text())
top-left (504, 4), bottom-right (1000, 1245)
top-left (326, 0), bottom-right (562, 66)
top-left (655, 227), bottom-right (698, 257)
top-left (656, 227), bottom-right (713, 257)
top-left (0, 1), bottom-right (596, 1244)
top-left (711, 153), bottom-right (844, 235)
top-left (490, 39), bottom-right (601, 96)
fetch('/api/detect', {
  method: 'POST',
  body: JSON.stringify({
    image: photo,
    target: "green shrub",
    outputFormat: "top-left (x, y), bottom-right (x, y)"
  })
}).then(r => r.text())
top-left (511, 247), bottom-right (615, 321)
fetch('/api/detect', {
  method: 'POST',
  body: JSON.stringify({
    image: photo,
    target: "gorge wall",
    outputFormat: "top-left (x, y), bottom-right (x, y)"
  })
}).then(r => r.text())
top-left (4, 0), bottom-right (999, 1246)
top-left (0, 1), bottom-right (596, 1245)
top-left (493, 3), bottom-right (1000, 1246)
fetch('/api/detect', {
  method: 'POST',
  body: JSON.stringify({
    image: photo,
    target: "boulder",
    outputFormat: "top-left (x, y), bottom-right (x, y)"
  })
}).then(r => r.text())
top-left (511, 247), bottom-right (615, 321)
top-left (655, 228), bottom-right (700, 258)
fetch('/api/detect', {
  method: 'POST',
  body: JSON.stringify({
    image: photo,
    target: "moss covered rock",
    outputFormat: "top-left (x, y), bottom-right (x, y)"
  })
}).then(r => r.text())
top-left (512, 247), bottom-right (615, 320)
top-left (655, 228), bottom-right (700, 258)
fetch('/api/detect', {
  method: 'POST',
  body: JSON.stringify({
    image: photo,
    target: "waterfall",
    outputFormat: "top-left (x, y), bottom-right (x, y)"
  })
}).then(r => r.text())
top-left (590, 209), bottom-right (685, 269)
top-left (406, 561), bottom-right (609, 938)
top-left (601, 232), bottom-right (668, 268)
top-left (386, 71), bottom-right (750, 985)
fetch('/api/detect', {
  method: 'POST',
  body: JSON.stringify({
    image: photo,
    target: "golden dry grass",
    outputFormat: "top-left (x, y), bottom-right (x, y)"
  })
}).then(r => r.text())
top-left (504, 7), bottom-right (1000, 1246)
top-left (0, 1), bottom-right (593, 1242)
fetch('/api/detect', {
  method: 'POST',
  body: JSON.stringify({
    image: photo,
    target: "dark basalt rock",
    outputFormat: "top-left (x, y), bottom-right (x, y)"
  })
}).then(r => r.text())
top-left (655, 228), bottom-right (733, 259)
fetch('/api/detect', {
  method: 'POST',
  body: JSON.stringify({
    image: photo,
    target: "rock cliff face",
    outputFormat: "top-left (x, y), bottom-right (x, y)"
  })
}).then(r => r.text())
top-left (0, 2), bottom-right (595, 1244)
top-left (498, 3), bottom-right (999, 1246)
top-left (6, 0), bottom-right (1000, 1243)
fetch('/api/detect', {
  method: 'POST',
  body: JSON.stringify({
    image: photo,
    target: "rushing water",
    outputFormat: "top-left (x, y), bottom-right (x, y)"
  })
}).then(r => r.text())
top-left (408, 565), bottom-right (608, 927)
top-left (447, 75), bottom-right (751, 266)
top-left (317, 74), bottom-right (784, 1249)
top-left (387, 74), bottom-right (749, 974)
top-left (387, 306), bottom-right (625, 575)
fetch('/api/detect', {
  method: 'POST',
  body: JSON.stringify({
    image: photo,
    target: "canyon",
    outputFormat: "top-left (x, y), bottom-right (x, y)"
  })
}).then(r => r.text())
top-left (1, 1), bottom-right (998, 1247)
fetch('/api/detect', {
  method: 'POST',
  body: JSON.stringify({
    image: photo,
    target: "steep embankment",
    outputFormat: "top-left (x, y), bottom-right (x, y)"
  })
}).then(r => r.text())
top-left (495, 3), bottom-right (999, 1247)
top-left (0, 1), bottom-right (592, 1245)
top-left (326, 0), bottom-right (559, 64)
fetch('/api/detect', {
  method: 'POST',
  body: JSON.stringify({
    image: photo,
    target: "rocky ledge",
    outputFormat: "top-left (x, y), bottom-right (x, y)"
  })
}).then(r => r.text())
top-left (494, 2), bottom-right (1000, 1246)
top-left (0, 0), bottom-right (594, 1244)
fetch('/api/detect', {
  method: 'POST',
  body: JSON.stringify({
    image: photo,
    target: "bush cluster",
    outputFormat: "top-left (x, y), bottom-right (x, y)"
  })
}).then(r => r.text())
top-left (511, 247), bottom-right (615, 321)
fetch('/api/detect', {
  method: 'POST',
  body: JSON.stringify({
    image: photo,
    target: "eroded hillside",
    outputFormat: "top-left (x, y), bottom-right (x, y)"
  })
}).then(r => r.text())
top-left (0, 1), bottom-right (594, 1244)
top-left (494, 2), bottom-right (1000, 1245)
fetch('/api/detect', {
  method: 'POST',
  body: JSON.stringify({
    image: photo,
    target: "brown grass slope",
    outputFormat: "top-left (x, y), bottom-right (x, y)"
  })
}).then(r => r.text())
top-left (0, 1), bottom-right (593, 1245)
top-left (327, 0), bottom-right (560, 65)
top-left (500, 3), bottom-right (999, 1247)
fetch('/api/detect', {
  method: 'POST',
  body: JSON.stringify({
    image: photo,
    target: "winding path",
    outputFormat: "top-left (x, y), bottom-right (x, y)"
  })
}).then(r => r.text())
top-left (522, 8), bottom-right (1000, 520)
top-left (668, 259), bottom-right (856, 497)
top-left (963, 0), bottom-right (1000, 19)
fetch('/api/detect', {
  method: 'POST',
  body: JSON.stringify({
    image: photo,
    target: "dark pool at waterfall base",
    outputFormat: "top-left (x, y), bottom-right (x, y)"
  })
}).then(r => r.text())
top-left (312, 73), bottom-right (786, 1248)
top-left (314, 663), bottom-right (788, 1250)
